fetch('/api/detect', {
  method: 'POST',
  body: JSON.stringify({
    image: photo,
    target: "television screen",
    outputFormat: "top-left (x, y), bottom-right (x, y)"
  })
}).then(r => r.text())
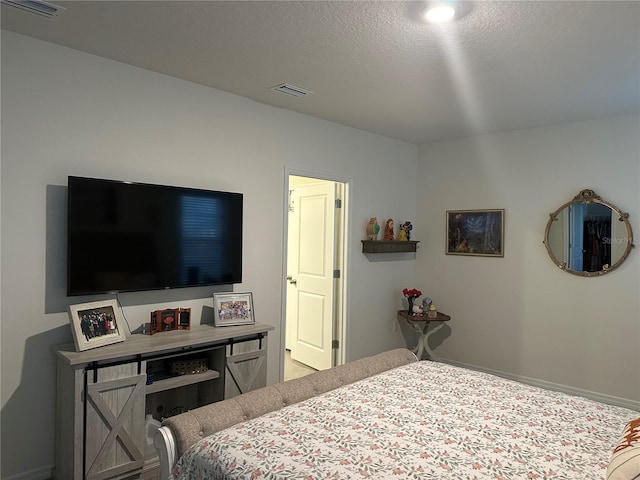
top-left (67, 176), bottom-right (243, 296)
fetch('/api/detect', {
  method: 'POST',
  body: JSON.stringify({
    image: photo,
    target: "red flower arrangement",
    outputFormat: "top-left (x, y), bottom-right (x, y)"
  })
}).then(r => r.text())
top-left (402, 288), bottom-right (422, 299)
top-left (403, 288), bottom-right (422, 314)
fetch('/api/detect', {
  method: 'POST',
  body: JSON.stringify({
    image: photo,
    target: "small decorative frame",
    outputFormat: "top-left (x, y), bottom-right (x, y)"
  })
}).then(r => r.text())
top-left (213, 292), bottom-right (255, 326)
top-left (446, 209), bottom-right (505, 257)
top-left (68, 299), bottom-right (128, 351)
top-left (150, 307), bottom-right (191, 335)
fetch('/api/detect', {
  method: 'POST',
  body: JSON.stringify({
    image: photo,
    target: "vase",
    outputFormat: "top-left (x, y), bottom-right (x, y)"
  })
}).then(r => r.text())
top-left (407, 297), bottom-right (414, 314)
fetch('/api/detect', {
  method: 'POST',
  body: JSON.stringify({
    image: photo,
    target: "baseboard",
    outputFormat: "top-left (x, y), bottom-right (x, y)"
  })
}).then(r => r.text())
top-left (440, 358), bottom-right (640, 412)
top-left (3, 465), bottom-right (52, 480)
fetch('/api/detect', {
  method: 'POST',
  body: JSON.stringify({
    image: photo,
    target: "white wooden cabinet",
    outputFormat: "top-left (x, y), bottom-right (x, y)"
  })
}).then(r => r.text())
top-left (52, 323), bottom-right (273, 480)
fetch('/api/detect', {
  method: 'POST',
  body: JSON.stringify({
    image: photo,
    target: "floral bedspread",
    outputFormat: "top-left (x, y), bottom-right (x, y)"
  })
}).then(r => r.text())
top-left (172, 361), bottom-right (638, 479)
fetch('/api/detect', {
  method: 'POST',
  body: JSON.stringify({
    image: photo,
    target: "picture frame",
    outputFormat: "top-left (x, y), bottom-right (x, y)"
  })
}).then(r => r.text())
top-left (67, 299), bottom-right (128, 352)
top-left (213, 292), bottom-right (255, 326)
top-left (150, 307), bottom-right (191, 335)
top-left (446, 209), bottom-right (504, 257)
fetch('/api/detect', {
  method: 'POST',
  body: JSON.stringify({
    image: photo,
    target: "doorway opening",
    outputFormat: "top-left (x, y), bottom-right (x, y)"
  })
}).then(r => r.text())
top-left (282, 173), bottom-right (348, 381)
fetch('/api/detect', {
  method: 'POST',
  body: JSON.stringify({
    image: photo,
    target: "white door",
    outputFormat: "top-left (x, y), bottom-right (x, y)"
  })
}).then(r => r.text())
top-left (569, 204), bottom-right (585, 271)
top-left (287, 182), bottom-right (336, 371)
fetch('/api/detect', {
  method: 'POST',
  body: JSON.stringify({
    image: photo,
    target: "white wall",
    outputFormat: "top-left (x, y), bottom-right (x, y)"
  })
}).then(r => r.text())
top-left (417, 115), bottom-right (640, 405)
top-left (0, 31), bottom-right (417, 479)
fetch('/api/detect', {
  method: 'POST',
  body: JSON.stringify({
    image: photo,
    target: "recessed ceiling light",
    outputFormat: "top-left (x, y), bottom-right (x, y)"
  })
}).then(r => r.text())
top-left (424, 4), bottom-right (456, 23)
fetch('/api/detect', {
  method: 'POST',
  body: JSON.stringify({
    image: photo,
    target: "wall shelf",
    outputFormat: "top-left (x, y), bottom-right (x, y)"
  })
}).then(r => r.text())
top-left (361, 240), bottom-right (419, 253)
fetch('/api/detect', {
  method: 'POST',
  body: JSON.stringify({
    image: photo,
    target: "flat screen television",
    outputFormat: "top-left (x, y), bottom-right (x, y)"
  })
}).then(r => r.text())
top-left (67, 176), bottom-right (243, 296)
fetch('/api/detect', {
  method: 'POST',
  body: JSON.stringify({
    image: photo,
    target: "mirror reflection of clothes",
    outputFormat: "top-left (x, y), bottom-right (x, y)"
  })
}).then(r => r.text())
top-left (583, 217), bottom-right (611, 272)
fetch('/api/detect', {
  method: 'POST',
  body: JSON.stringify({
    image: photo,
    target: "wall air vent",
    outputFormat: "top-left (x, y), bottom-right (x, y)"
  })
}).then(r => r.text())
top-left (270, 83), bottom-right (313, 98)
top-left (1, 0), bottom-right (65, 19)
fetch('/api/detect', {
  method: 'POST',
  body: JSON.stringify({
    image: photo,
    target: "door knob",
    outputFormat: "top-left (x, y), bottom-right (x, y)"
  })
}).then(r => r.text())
top-left (287, 276), bottom-right (297, 285)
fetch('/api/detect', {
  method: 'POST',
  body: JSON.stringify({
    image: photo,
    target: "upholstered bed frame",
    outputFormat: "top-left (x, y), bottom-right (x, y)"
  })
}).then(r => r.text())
top-left (154, 348), bottom-right (417, 480)
top-left (154, 348), bottom-right (417, 479)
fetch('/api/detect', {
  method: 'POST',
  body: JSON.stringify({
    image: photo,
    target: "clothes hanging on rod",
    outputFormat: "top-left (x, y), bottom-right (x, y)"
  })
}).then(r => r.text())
top-left (583, 217), bottom-right (611, 272)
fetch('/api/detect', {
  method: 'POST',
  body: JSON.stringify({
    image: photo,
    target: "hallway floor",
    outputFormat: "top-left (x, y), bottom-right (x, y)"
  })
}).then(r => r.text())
top-left (284, 350), bottom-right (316, 381)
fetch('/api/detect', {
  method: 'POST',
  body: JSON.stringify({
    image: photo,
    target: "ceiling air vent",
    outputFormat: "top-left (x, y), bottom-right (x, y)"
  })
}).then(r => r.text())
top-left (270, 83), bottom-right (313, 98)
top-left (1, 0), bottom-right (65, 19)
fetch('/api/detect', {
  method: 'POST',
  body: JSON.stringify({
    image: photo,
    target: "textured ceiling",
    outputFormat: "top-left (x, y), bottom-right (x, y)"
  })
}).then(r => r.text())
top-left (2, 0), bottom-right (639, 144)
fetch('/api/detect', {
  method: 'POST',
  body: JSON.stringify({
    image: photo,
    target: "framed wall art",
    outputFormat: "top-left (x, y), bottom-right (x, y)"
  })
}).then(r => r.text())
top-left (446, 209), bottom-right (504, 257)
top-left (213, 292), bottom-right (255, 327)
top-left (67, 299), bottom-right (128, 351)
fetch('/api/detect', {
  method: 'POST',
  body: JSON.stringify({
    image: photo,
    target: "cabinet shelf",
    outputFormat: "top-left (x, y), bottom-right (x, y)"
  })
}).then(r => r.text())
top-left (145, 369), bottom-right (220, 395)
top-left (361, 240), bottom-right (419, 253)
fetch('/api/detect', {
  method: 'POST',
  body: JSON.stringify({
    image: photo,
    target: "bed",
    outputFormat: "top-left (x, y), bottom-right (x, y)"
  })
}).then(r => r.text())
top-left (155, 349), bottom-right (640, 480)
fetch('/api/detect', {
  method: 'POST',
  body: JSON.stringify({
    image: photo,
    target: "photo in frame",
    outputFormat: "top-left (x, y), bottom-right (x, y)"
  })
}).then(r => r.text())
top-left (150, 307), bottom-right (191, 335)
top-left (67, 299), bottom-right (128, 351)
top-left (213, 292), bottom-right (255, 326)
top-left (446, 209), bottom-right (505, 257)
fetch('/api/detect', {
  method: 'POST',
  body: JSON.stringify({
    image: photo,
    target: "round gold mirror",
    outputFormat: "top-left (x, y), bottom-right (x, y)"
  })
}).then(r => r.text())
top-left (543, 189), bottom-right (634, 277)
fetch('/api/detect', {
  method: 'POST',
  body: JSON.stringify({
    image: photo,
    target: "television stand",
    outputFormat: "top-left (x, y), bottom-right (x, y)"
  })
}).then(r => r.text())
top-left (52, 322), bottom-right (273, 480)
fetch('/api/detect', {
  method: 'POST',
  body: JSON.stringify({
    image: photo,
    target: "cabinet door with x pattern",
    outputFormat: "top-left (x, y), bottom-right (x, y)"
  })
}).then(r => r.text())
top-left (84, 364), bottom-right (146, 479)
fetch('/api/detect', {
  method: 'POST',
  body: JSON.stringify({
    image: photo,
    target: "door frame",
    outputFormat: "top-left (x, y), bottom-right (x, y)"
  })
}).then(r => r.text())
top-left (280, 166), bottom-right (351, 381)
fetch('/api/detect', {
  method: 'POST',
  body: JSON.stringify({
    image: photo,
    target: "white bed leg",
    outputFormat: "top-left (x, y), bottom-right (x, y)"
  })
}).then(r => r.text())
top-left (154, 426), bottom-right (178, 480)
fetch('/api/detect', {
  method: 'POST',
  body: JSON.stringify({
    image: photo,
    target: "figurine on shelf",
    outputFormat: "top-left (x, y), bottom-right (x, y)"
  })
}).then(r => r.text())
top-left (383, 219), bottom-right (394, 240)
top-left (366, 217), bottom-right (380, 240)
top-left (427, 303), bottom-right (438, 318)
top-left (412, 303), bottom-right (424, 316)
top-left (401, 221), bottom-right (413, 241)
top-left (422, 297), bottom-right (433, 311)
